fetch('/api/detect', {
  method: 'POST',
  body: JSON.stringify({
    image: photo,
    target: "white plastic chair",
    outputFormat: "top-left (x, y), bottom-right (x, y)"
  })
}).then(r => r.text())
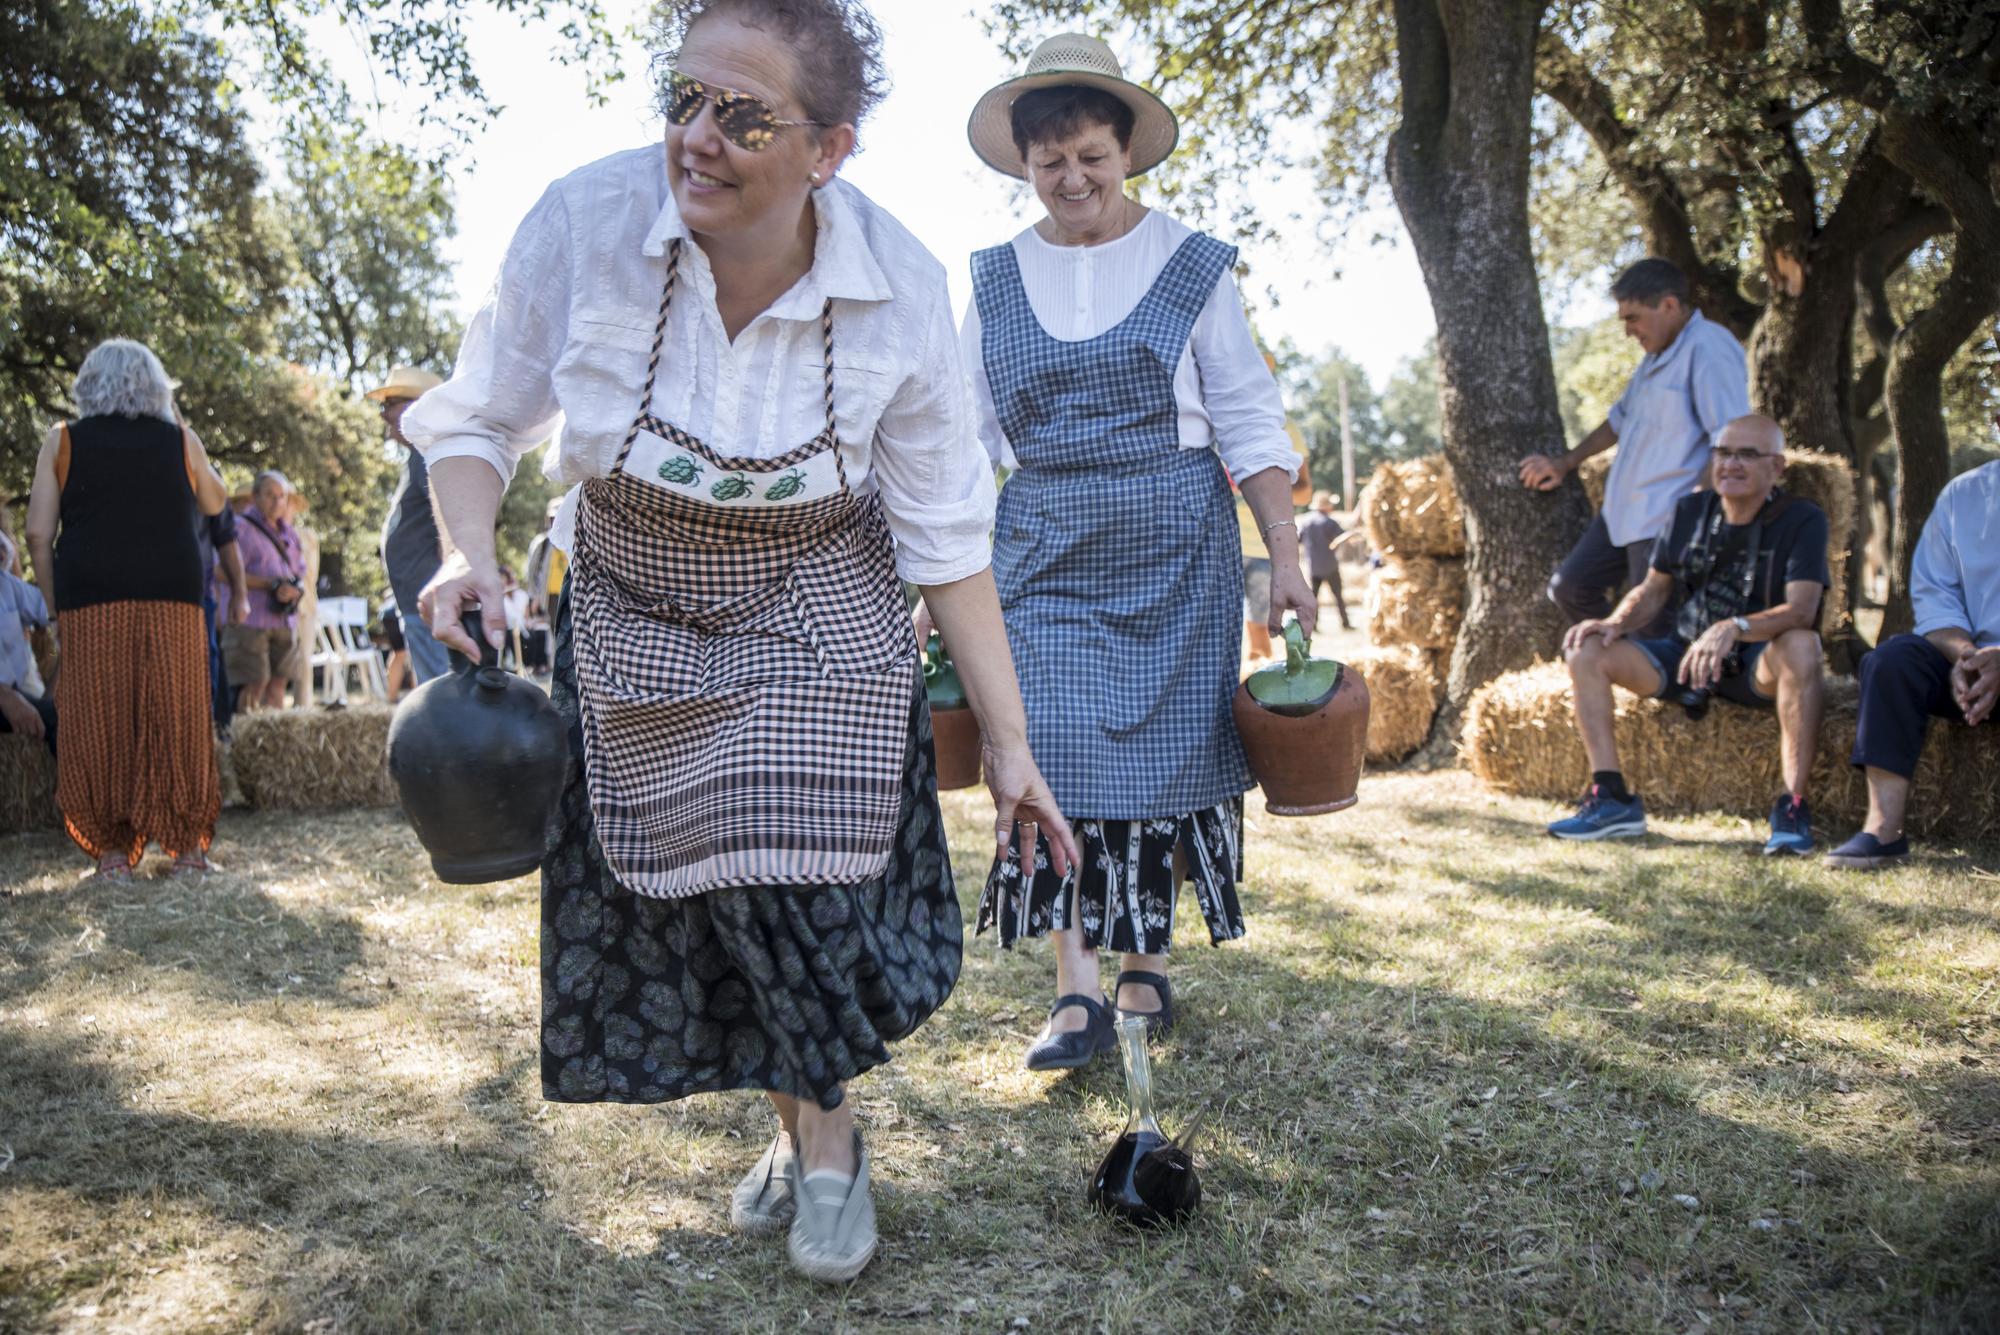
top-left (313, 599), bottom-right (388, 704)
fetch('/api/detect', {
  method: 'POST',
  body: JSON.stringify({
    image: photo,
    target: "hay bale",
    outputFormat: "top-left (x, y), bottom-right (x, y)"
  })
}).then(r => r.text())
top-left (1572, 448), bottom-right (1855, 634)
top-left (231, 705), bottom-right (397, 809)
top-left (1366, 557), bottom-right (1466, 651)
top-left (0, 733), bottom-right (61, 831)
top-left (1360, 455), bottom-right (1466, 559)
top-left (1463, 664), bottom-right (1997, 842)
top-left (1345, 645), bottom-right (1442, 762)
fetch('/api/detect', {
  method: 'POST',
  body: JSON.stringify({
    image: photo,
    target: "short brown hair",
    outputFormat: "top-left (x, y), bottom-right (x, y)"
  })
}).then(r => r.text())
top-left (650, 0), bottom-right (888, 143)
top-left (1010, 85), bottom-right (1135, 162)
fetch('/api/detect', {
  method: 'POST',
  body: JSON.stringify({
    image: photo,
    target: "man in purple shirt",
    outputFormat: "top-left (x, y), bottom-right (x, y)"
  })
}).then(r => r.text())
top-left (221, 471), bottom-right (305, 711)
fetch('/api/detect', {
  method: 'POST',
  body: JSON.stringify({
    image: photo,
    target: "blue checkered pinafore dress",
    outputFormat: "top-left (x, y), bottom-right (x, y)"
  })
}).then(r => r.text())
top-left (973, 232), bottom-right (1251, 820)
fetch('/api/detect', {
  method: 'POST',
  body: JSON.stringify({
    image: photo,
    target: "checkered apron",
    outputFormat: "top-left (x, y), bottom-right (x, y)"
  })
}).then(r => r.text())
top-left (568, 240), bottom-right (918, 899)
top-left (971, 231), bottom-right (1251, 819)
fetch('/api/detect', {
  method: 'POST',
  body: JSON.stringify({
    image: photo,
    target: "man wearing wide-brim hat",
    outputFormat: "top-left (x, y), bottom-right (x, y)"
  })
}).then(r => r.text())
top-left (367, 365), bottom-right (451, 683)
top-left (959, 35), bottom-right (1316, 1071)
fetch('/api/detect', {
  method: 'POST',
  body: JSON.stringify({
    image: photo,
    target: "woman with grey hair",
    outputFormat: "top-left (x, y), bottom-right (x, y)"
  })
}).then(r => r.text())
top-left (23, 338), bottom-right (228, 878)
top-left (403, 0), bottom-right (1076, 1282)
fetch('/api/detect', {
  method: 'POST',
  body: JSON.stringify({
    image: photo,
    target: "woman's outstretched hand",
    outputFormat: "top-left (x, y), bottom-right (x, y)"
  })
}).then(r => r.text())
top-left (982, 740), bottom-right (1079, 877)
top-left (418, 550), bottom-right (508, 660)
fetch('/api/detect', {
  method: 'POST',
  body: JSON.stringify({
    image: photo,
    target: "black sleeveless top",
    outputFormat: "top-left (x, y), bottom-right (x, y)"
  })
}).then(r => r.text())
top-left (54, 414), bottom-right (205, 612)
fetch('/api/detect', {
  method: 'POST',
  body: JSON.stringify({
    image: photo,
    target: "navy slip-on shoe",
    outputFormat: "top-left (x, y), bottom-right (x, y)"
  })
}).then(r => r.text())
top-left (1822, 830), bottom-right (1910, 871)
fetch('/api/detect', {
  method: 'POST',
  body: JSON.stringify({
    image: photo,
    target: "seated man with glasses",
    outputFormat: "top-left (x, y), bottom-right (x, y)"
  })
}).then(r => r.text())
top-left (1549, 414), bottom-right (1830, 853)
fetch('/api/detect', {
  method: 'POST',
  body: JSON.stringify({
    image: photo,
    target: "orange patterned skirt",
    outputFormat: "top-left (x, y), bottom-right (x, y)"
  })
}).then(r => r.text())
top-left (54, 601), bottom-right (219, 863)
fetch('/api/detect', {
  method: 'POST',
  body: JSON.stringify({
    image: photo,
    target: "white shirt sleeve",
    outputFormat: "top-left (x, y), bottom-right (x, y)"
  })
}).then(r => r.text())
top-left (1191, 273), bottom-right (1299, 482)
top-left (958, 298), bottom-right (1011, 469)
top-left (401, 185), bottom-right (573, 486)
top-left (871, 283), bottom-right (998, 585)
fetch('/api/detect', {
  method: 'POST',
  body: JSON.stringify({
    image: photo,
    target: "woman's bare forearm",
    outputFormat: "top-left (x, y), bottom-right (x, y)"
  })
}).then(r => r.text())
top-left (918, 567), bottom-right (1027, 751)
top-left (1238, 466), bottom-right (1302, 566)
top-left (427, 456), bottom-right (505, 567)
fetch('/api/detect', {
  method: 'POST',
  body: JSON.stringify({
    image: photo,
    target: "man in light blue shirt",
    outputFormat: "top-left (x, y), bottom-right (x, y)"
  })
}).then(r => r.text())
top-left (1520, 259), bottom-right (1751, 637)
top-left (0, 530), bottom-right (55, 754)
top-left (1827, 457), bottom-right (1999, 868)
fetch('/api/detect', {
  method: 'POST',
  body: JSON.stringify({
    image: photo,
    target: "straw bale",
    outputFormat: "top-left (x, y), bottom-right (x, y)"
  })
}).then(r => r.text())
top-left (0, 733), bottom-right (61, 831)
top-left (1579, 454), bottom-right (1611, 512)
top-left (231, 705), bottom-right (398, 810)
top-left (1365, 557), bottom-right (1466, 651)
top-left (1344, 645), bottom-right (1442, 762)
top-left (1360, 455), bottom-right (1466, 559)
top-left (1464, 663), bottom-right (1997, 842)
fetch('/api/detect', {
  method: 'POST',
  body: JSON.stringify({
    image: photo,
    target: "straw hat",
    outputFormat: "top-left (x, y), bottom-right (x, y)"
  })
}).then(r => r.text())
top-left (968, 33), bottom-right (1178, 180)
top-left (364, 365), bottom-right (444, 403)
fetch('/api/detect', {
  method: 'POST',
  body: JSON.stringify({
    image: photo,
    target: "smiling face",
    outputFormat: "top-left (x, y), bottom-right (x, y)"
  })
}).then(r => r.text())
top-left (1710, 416), bottom-right (1786, 503)
top-left (1027, 121), bottom-right (1135, 245)
top-left (665, 13), bottom-right (849, 245)
top-left (1617, 295), bottom-right (1691, 356)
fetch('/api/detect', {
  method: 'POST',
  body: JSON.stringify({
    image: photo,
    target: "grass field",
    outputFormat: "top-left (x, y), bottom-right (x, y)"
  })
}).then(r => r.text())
top-left (1, 772), bottom-right (1996, 1333)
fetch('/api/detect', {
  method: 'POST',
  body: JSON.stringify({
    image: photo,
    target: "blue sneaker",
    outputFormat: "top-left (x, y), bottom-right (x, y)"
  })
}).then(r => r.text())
top-left (1763, 794), bottom-right (1815, 857)
top-left (1822, 830), bottom-right (1909, 870)
top-left (1547, 786), bottom-right (1648, 840)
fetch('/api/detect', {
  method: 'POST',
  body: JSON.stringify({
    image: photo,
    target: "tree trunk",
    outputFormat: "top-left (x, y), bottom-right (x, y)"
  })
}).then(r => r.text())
top-left (1388, 0), bottom-right (1578, 725)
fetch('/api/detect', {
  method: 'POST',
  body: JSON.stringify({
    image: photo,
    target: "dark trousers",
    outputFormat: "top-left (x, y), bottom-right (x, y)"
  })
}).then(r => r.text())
top-left (1548, 513), bottom-right (1673, 636)
top-left (204, 598), bottom-right (234, 730)
top-left (1851, 633), bottom-right (1969, 778)
top-left (1310, 569), bottom-right (1351, 627)
top-left (0, 687), bottom-right (57, 756)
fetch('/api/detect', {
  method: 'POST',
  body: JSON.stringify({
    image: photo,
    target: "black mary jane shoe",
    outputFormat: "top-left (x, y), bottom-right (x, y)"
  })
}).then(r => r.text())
top-left (1023, 993), bottom-right (1117, 1071)
top-left (1114, 970), bottom-right (1175, 1039)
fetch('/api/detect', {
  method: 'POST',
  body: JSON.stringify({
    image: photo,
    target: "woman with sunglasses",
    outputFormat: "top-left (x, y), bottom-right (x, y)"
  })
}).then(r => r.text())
top-left (961, 36), bottom-right (1314, 1071)
top-left (403, 0), bottom-right (1076, 1284)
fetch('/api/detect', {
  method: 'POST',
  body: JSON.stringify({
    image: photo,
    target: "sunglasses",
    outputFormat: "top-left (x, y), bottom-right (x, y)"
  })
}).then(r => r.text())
top-left (1713, 447), bottom-right (1779, 464)
top-left (663, 71), bottom-right (824, 152)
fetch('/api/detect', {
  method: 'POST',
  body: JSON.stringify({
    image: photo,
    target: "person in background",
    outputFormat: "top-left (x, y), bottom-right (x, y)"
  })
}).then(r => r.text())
top-left (284, 486), bottom-right (322, 708)
top-left (1298, 489), bottom-right (1353, 632)
top-left (1521, 258), bottom-right (1749, 637)
top-left (22, 338), bottom-right (226, 877)
top-left (369, 366), bottom-right (450, 681)
top-left (0, 529), bottom-right (55, 754)
top-left (522, 495), bottom-right (566, 675)
top-left (499, 564), bottom-right (528, 668)
top-left (963, 33), bottom-right (1311, 1070)
top-left (1825, 454), bottom-right (1999, 869)
top-left (197, 497), bottom-right (248, 732)
top-left (223, 471), bottom-right (305, 712)
top-left (1551, 415), bottom-right (1827, 854)
top-left (378, 591), bottom-right (413, 702)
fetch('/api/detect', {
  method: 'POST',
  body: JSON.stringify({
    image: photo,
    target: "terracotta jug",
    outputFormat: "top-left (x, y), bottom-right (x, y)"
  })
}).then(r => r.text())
top-left (923, 632), bottom-right (982, 790)
top-left (1231, 620), bottom-right (1368, 816)
top-left (388, 612), bottom-right (568, 883)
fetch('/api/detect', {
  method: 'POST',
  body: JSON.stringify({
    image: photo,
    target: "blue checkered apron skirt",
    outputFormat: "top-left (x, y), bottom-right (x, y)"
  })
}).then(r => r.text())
top-left (970, 229), bottom-right (1253, 952)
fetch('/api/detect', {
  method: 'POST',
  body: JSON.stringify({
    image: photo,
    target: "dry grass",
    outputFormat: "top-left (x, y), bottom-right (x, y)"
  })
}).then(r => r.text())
top-left (230, 706), bottom-right (397, 810)
top-left (0, 734), bottom-right (58, 833)
top-left (2, 775), bottom-right (1996, 1333)
top-left (1345, 645), bottom-right (1442, 763)
top-left (1464, 662), bottom-right (2000, 841)
top-left (1360, 456), bottom-right (1466, 559)
top-left (1364, 558), bottom-right (1466, 653)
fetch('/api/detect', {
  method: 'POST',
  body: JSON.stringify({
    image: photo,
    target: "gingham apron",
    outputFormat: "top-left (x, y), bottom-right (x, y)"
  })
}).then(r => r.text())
top-left (970, 231), bottom-right (1251, 819)
top-left (568, 240), bottom-right (918, 899)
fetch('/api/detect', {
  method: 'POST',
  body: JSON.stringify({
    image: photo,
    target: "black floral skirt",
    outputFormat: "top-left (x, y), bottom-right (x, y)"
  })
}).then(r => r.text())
top-left (975, 800), bottom-right (1246, 955)
top-left (540, 601), bottom-right (962, 1112)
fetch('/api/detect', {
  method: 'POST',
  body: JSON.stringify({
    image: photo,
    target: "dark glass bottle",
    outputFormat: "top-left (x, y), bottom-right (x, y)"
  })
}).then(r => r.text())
top-left (1089, 1016), bottom-right (1200, 1228)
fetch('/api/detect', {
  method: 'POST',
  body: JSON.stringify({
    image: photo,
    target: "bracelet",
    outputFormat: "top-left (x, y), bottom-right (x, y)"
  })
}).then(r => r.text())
top-left (1261, 520), bottom-right (1297, 539)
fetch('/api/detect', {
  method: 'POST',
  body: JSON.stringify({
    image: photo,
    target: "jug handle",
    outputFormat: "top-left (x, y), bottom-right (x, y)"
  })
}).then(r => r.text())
top-left (451, 610), bottom-right (508, 686)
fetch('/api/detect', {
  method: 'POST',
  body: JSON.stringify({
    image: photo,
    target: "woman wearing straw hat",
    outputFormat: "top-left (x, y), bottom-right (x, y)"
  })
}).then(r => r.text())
top-left (402, 0), bottom-right (1076, 1284)
top-left (963, 34), bottom-right (1315, 1070)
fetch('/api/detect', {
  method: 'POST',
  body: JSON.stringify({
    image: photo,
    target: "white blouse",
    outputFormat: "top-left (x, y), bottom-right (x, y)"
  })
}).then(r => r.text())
top-left (959, 209), bottom-right (1299, 481)
top-left (401, 147), bottom-right (997, 585)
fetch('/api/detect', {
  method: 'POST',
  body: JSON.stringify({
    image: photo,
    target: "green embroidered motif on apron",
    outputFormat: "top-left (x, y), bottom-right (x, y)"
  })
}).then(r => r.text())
top-left (568, 240), bottom-right (918, 898)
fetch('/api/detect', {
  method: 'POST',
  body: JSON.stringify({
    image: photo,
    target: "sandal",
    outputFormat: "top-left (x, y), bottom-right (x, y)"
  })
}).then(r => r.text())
top-left (785, 1132), bottom-right (876, 1283)
top-left (1023, 992), bottom-right (1116, 1071)
top-left (729, 1133), bottom-right (796, 1236)
top-left (89, 855), bottom-right (132, 883)
top-left (170, 851), bottom-right (212, 877)
top-left (1114, 970), bottom-right (1175, 1039)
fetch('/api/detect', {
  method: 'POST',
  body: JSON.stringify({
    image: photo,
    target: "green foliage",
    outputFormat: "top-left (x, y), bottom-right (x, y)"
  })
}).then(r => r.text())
top-left (1551, 319), bottom-right (1631, 443)
top-left (1281, 341), bottom-right (1440, 496)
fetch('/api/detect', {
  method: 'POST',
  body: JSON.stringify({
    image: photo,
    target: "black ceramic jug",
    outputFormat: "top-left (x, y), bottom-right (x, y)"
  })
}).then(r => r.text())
top-left (387, 610), bottom-right (568, 884)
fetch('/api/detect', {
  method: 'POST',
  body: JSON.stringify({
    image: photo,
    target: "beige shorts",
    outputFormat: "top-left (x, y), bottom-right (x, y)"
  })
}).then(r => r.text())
top-left (222, 624), bottom-right (295, 687)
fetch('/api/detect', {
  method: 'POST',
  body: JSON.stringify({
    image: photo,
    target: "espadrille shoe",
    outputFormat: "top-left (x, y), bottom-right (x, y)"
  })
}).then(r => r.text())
top-left (785, 1134), bottom-right (877, 1283)
top-left (729, 1133), bottom-right (796, 1236)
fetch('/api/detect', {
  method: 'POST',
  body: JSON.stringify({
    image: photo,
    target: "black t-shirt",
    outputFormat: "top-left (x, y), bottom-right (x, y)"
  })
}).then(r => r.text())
top-left (1650, 489), bottom-right (1830, 626)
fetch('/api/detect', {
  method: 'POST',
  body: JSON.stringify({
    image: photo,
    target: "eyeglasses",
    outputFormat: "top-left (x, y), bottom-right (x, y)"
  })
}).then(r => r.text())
top-left (1713, 447), bottom-right (1779, 464)
top-left (663, 71), bottom-right (824, 152)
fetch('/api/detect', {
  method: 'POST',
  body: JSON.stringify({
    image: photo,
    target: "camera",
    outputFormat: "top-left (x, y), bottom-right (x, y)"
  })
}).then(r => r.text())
top-left (268, 575), bottom-right (304, 613)
top-left (1675, 685), bottom-right (1712, 721)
